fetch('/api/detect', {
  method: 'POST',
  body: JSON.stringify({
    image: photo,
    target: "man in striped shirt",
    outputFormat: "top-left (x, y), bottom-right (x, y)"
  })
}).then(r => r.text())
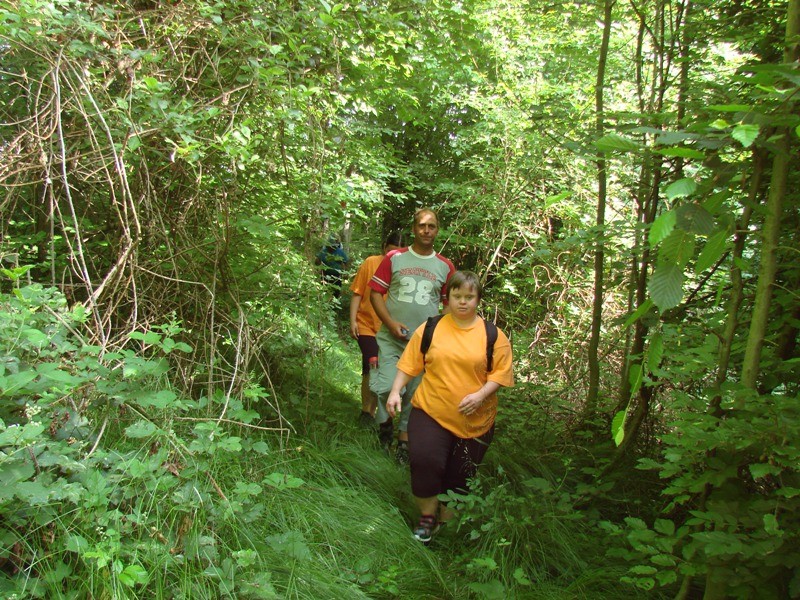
top-left (369, 208), bottom-right (456, 463)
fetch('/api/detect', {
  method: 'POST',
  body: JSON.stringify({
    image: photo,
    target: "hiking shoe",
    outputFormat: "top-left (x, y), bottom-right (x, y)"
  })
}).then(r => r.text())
top-left (412, 515), bottom-right (438, 545)
top-left (395, 441), bottom-right (409, 465)
top-left (358, 411), bottom-right (375, 429)
top-left (378, 420), bottom-right (394, 453)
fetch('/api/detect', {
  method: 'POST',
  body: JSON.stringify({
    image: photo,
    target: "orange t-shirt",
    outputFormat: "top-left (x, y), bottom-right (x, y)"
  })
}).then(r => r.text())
top-left (349, 255), bottom-right (385, 336)
top-left (397, 314), bottom-right (514, 438)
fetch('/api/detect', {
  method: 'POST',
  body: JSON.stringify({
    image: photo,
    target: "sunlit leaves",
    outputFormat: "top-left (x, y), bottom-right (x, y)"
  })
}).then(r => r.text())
top-left (732, 123), bottom-right (760, 147)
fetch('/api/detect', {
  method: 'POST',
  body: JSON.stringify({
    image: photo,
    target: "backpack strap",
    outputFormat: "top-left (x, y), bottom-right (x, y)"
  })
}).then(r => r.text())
top-left (484, 319), bottom-right (498, 372)
top-left (420, 315), bottom-right (444, 366)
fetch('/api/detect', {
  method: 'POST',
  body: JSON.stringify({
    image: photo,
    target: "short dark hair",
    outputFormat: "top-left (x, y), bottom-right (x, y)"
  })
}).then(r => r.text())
top-left (447, 270), bottom-right (482, 301)
top-left (384, 231), bottom-right (408, 249)
top-left (413, 207), bottom-right (439, 227)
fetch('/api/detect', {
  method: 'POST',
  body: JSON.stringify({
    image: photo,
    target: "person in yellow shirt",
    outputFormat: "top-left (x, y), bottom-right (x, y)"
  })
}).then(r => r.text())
top-left (349, 232), bottom-right (407, 427)
top-left (386, 270), bottom-right (514, 544)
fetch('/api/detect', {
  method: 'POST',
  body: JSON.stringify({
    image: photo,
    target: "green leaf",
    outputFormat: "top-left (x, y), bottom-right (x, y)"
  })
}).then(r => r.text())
top-left (612, 409), bottom-right (627, 447)
top-left (124, 420), bottom-right (159, 438)
top-left (657, 571), bottom-right (678, 586)
top-left (119, 564), bottom-right (150, 587)
top-left (692, 531), bottom-right (743, 556)
top-left (665, 178), bottom-right (697, 201)
top-left (648, 264), bottom-right (684, 310)
top-left (133, 389), bottom-right (177, 409)
top-left (763, 514), bottom-right (782, 536)
top-left (656, 147), bottom-right (706, 160)
top-left (695, 230), bottom-right (729, 274)
top-left (16, 480), bottom-right (50, 503)
top-left (594, 134), bottom-right (643, 152)
top-left (513, 568), bottom-right (532, 586)
top-left (732, 124), bottom-right (760, 147)
top-left (659, 229), bottom-right (696, 268)
top-left (1, 370), bottom-right (38, 396)
top-left (649, 211), bottom-right (676, 246)
top-left (624, 299), bottom-right (654, 328)
top-left (467, 580), bottom-right (506, 599)
top-left (676, 203), bottom-right (715, 235)
top-left (749, 463), bottom-right (781, 479)
top-left (66, 535), bottom-right (90, 553)
top-left (647, 333), bottom-right (663, 374)
top-left (263, 472), bottom-right (305, 490)
top-left (653, 519), bottom-right (675, 536)
top-left (629, 363), bottom-right (643, 395)
top-left (630, 565), bottom-right (658, 575)
top-left (266, 531), bottom-right (311, 561)
top-left (708, 104), bottom-right (752, 112)
top-left (129, 331), bottom-right (161, 344)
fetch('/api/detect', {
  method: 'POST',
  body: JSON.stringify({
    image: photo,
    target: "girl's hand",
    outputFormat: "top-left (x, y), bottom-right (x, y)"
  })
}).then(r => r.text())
top-left (350, 322), bottom-right (360, 340)
top-left (458, 392), bottom-right (484, 415)
top-left (386, 391), bottom-right (402, 417)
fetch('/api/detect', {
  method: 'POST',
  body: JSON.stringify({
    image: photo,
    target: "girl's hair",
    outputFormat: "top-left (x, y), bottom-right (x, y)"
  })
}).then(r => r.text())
top-left (447, 270), bottom-right (482, 301)
top-left (384, 231), bottom-right (408, 249)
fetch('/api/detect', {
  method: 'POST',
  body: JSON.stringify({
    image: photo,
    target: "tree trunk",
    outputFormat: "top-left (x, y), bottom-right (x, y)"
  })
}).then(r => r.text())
top-left (584, 0), bottom-right (614, 425)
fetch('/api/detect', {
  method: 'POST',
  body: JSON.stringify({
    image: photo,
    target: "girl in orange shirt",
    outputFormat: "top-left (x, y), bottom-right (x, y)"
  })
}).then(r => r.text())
top-left (386, 270), bottom-right (514, 544)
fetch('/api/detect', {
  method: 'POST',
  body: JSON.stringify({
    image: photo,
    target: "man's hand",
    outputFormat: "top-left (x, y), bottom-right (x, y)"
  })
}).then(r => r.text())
top-left (389, 321), bottom-right (410, 340)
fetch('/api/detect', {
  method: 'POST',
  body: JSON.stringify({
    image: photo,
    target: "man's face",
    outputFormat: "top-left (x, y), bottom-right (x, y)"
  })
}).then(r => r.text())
top-left (413, 212), bottom-right (439, 251)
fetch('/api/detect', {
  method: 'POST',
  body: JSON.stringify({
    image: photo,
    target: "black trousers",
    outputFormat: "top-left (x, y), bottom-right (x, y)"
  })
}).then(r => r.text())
top-left (408, 407), bottom-right (494, 498)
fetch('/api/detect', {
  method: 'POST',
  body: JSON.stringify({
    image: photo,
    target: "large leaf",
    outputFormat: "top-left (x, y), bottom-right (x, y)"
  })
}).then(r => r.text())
top-left (594, 134), bottom-right (643, 152)
top-left (665, 178), bottom-right (697, 201)
top-left (648, 264), bottom-right (684, 310)
top-left (732, 123), bottom-right (760, 147)
top-left (649, 211), bottom-right (676, 246)
top-left (659, 229), bottom-right (696, 268)
top-left (695, 230), bottom-right (730, 274)
top-left (676, 203), bottom-right (715, 235)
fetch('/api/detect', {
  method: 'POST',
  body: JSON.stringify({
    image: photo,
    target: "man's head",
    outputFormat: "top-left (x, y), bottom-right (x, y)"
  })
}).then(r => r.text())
top-left (411, 208), bottom-right (439, 255)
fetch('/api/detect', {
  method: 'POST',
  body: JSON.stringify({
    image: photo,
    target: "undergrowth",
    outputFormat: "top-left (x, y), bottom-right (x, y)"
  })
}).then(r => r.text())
top-left (1, 282), bottom-right (666, 599)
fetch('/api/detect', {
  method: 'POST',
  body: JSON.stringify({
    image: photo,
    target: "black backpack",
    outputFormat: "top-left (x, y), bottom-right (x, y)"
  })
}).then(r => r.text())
top-left (420, 315), bottom-right (499, 372)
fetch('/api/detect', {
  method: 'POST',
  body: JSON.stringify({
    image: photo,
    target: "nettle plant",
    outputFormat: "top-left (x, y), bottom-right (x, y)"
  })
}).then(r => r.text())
top-left (0, 283), bottom-right (274, 597)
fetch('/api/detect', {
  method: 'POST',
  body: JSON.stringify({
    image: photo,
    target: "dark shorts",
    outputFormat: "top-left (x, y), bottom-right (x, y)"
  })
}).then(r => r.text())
top-left (407, 407), bottom-right (494, 499)
top-left (357, 335), bottom-right (379, 376)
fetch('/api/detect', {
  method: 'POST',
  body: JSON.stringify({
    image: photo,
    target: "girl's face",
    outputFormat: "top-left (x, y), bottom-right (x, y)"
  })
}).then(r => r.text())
top-left (449, 284), bottom-right (479, 321)
top-left (383, 244), bottom-right (400, 254)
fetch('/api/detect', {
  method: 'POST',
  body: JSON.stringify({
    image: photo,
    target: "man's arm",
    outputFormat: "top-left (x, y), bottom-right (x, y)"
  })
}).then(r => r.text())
top-left (370, 290), bottom-right (408, 340)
